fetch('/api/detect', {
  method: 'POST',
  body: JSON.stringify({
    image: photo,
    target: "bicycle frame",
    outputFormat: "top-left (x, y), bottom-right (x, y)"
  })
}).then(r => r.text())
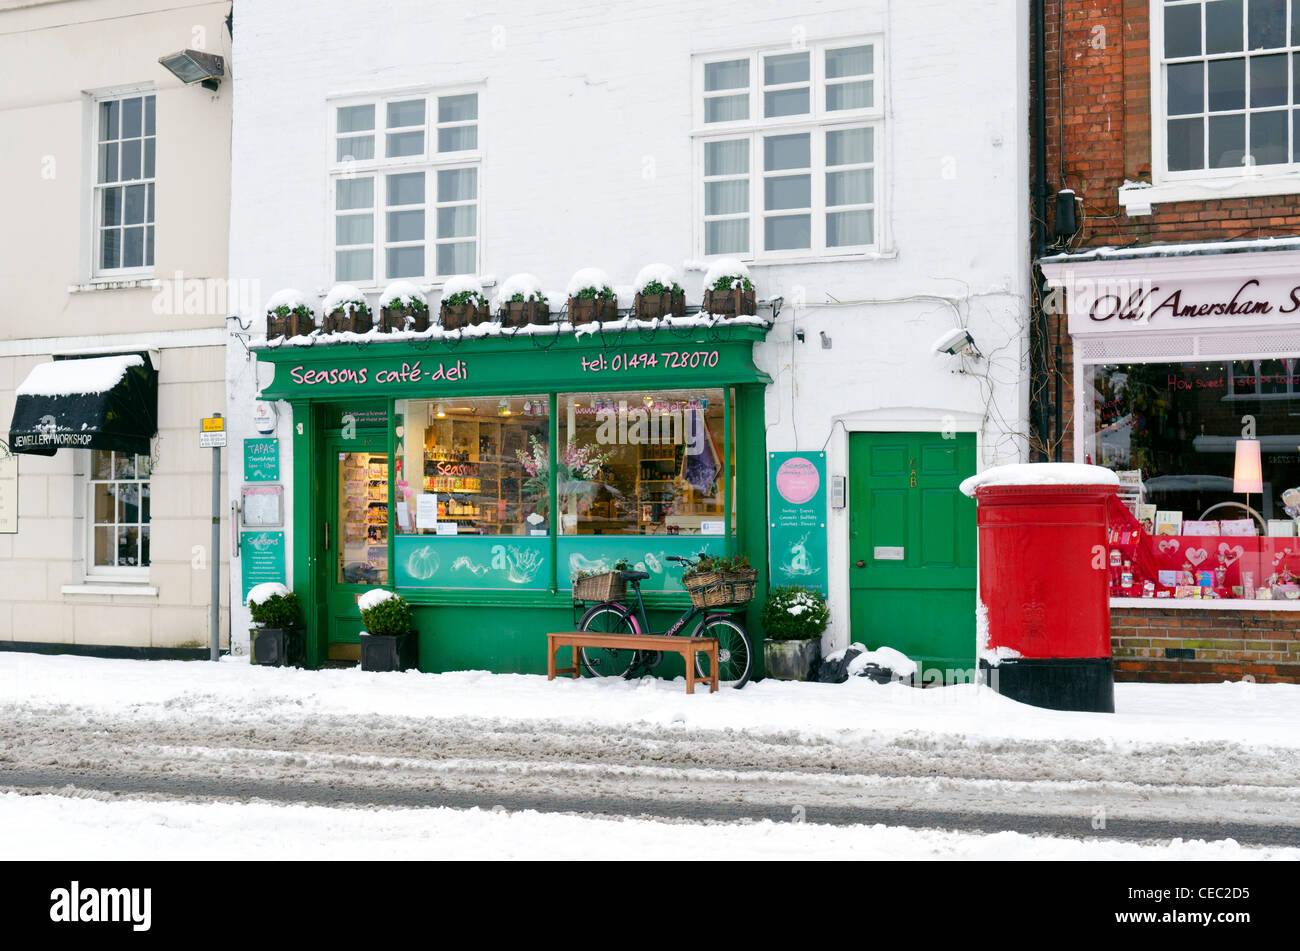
top-left (617, 579), bottom-right (730, 640)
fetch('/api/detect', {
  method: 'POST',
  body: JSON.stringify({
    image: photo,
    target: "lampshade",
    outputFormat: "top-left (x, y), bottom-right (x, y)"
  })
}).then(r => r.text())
top-left (1233, 439), bottom-right (1263, 494)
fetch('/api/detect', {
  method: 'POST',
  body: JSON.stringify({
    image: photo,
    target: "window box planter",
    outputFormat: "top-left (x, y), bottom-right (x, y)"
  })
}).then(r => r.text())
top-left (322, 286), bottom-right (373, 334)
top-left (380, 303), bottom-right (432, 332)
top-left (266, 312), bottom-right (316, 339)
top-left (499, 299), bottom-right (551, 328)
top-left (763, 637), bottom-right (821, 681)
top-left (250, 627), bottom-right (304, 667)
top-left (634, 290), bottom-right (686, 320)
top-left (440, 302), bottom-right (490, 331)
top-left (568, 296), bottom-right (618, 325)
top-left (359, 630), bottom-right (418, 672)
top-left (702, 287), bottom-right (756, 317)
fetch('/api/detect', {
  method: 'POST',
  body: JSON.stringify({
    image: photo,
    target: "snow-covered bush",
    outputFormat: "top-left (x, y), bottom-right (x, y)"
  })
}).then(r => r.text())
top-left (322, 284), bottom-right (371, 319)
top-left (496, 273), bottom-right (548, 307)
top-left (247, 584), bottom-right (302, 631)
top-left (359, 589), bottom-right (413, 637)
top-left (440, 275), bottom-right (489, 309)
top-left (703, 257), bottom-right (754, 294)
top-left (380, 281), bottom-right (428, 312)
top-left (566, 267), bottom-right (616, 300)
top-left (265, 289), bottom-right (316, 331)
top-left (761, 586), bottom-right (829, 641)
top-left (634, 263), bottom-right (684, 297)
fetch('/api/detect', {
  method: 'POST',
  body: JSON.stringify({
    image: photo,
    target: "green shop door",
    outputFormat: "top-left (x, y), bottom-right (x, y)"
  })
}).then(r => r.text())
top-left (324, 435), bottom-right (390, 660)
top-left (848, 431), bottom-right (976, 677)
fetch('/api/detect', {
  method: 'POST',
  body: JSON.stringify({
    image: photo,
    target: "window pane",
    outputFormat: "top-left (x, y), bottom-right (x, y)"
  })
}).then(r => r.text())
top-left (438, 167), bottom-right (477, 201)
top-left (1165, 2), bottom-right (1203, 57)
top-left (764, 51), bottom-right (809, 85)
top-left (386, 131), bottom-right (424, 157)
top-left (1208, 58), bottom-right (1246, 110)
top-left (827, 127), bottom-right (873, 165)
top-left (123, 227), bottom-right (144, 268)
top-left (117, 526), bottom-right (140, 566)
top-left (336, 213), bottom-right (373, 245)
top-left (121, 139), bottom-right (142, 181)
top-left (387, 171), bottom-right (425, 206)
top-left (1208, 0), bottom-right (1245, 53)
top-left (706, 179), bottom-right (749, 215)
top-left (827, 45), bottom-right (872, 79)
top-left (337, 136), bottom-right (375, 162)
top-left (1248, 0), bottom-right (1286, 48)
top-left (827, 81), bottom-right (873, 111)
top-left (122, 97), bottom-right (142, 138)
top-left (336, 249), bottom-right (373, 282)
top-left (827, 209), bottom-right (874, 247)
top-left (93, 483), bottom-right (116, 522)
top-left (94, 527), bottom-right (114, 566)
top-left (144, 139), bottom-right (155, 178)
top-left (336, 176), bottom-right (374, 210)
top-left (144, 95), bottom-right (156, 136)
top-left (100, 228), bottom-right (120, 269)
top-left (764, 174), bottom-right (811, 210)
top-left (764, 87), bottom-right (811, 117)
top-left (338, 104), bottom-right (375, 133)
top-left (102, 187), bottom-right (121, 226)
top-left (1250, 108), bottom-right (1288, 163)
top-left (705, 59), bottom-right (749, 91)
top-left (436, 241), bottom-right (476, 276)
top-left (99, 100), bottom-right (119, 141)
top-left (1168, 116), bottom-right (1206, 170)
top-left (764, 214), bottom-right (811, 250)
top-left (146, 183), bottom-right (154, 224)
top-left (438, 93), bottom-right (478, 122)
top-left (124, 184), bottom-right (146, 224)
top-left (120, 484), bottom-right (140, 523)
top-left (387, 99), bottom-right (425, 128)
top-left (98, 143), bottom-right (118, 183)
top-left (437, 205), bottom-right (477, 238)
top-left (387, 208), bottom-right (425, 242)
top-left (146, 226), bottom-right (154, 266)
top-left (827, 168), bottom-right (873, 206)
top-left (706, 219), bottom-right (749, 255)
top-left (764, 133), bottom-right (811, 171)
top-left (387, 245), bottom-right (424, 278)
top-left (1250, 53), bottom-right (1288, 106)
top-left (1294, 107), bottom-right (1300, 158)
top-left (1295, 0), bottom-right (1300, 42)
top-left (1168, 62), bottom-right (1205, 115)
top-left (115, 451), bottom-right (136, 479)
top-left (438, 126), bottom-right (478, 151)
top-left (1209, 112), bottom-right (1247, 166)
top-left (140, 525), bottom-right (150, 566)
top-left (705, 95), bottom-right (749, 122)
top-left (705, 139), bottom-right (749, 175)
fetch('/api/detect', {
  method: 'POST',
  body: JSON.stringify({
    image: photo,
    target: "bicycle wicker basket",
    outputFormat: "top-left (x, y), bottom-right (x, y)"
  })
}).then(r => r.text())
top-left (688, 569), bottom-right (758, 609)
top-left (573, 570), bottom-right (626, 602)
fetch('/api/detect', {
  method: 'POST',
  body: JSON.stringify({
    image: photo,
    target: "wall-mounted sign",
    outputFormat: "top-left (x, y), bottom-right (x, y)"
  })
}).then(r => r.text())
top-left (200, 415), bottom-right (227, 448)
top-left (0, 446), bottom-right (16, 534)
top-left (252, 401), bottom-right (278, 435)
top-left (241, 484), bottom-right (284, 528)
top-left (240, 530), bottom-right (286, 601)
top-left (244, 438), bottom-right (279, 482)
top-left (768, 451), bottom-right (828, 595)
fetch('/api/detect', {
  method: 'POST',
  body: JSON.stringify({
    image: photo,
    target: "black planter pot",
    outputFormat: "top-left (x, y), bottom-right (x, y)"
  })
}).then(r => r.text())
top-left (250, 627), bottom-right (304, 667)
top-left (359, 630), bottom-right (418, 672)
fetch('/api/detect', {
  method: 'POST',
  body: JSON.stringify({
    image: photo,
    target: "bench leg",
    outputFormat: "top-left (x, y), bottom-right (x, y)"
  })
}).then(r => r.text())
top-left (572, 644), bottom-right (581, 679)
top-left (711, 645), bottom-right (718, 692)
top-left (547, 637), bottom-right (556, 681)
top-left (686, 650), bottom-right (695, 694)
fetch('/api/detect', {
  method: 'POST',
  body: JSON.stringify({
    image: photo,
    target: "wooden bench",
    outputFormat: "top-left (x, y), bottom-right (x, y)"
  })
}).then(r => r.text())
top-left (547, 631), bottom-right (719, 694)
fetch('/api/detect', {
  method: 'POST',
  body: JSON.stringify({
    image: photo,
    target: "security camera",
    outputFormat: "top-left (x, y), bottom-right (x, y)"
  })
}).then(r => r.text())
top-left (932, 328), bottom-right (982, 359)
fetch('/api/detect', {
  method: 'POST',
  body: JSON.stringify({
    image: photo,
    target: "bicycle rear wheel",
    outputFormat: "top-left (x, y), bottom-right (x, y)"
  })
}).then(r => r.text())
top-left (695, 615), bottom-right (752, 689)
top-left (577, 602), bottom-right (639, 678)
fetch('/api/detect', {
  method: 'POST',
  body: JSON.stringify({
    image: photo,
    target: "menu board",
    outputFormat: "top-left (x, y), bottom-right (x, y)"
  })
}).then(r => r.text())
top-left (241, 530), bottom-right (286, 601)
top-left (767, 451), bottom-right (828, 594)
top-left (244, 438), bottom-right (279, 482)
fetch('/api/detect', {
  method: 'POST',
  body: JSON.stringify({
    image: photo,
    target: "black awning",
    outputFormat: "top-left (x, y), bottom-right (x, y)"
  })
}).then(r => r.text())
top-left (8, 353), bottom-right (158, 456)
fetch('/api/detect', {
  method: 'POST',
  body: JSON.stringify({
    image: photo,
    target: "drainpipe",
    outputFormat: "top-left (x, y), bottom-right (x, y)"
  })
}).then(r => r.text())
top-left (1031, 0), bottom-right (1052, 461)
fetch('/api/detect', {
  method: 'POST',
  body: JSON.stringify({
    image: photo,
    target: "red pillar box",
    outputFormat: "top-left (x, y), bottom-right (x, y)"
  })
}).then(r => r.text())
top-left (959, 464), bottom-right (1119, 713)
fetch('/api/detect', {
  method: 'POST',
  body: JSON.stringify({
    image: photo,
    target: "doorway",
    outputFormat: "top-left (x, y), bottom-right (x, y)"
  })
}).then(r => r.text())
top-left (848, 431), bottom-right (976, 677)
top-left (323, 435), bottom-right (390, 660)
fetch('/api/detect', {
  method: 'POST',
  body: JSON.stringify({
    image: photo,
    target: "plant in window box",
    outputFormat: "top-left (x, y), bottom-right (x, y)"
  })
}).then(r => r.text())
top-left (358, 589), bottom-right (418, 672)
top-left (701, 258), bottom-right (757, 317)
top-left (683, 554), bottom-right (758, 608)
top-left (565, 267), bottom-right (619, 325)
top-left (572, 558), bottom-right (631, 602)
top-left (379, 281), bottom-right (431, 332)
top-left (495, 273), bottom-right (551, 328)
top-left (264, 289), bottom-right (317, 340)
top-left (760, 585), bottom-right (829, 681)
top-left (439, 275), bottom-right (491, 330)
top-left (633, 263), bottom-right (686, 320)
top-left (321, 284), bottom-right (373, 334)
top-left (247, 583), bottom-right (305, 667)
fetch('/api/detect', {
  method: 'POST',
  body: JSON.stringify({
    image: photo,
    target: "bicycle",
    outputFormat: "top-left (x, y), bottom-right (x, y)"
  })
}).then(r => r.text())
top-left (574, 555), bottom-right (753, 688)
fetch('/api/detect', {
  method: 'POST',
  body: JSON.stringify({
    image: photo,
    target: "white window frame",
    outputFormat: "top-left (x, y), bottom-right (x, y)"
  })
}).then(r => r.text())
top-left (89, 84), bottom-right (157, 281)
top-left (84, 448), bottom-right (152, 582)
top-left (1128, 1), bottom-right (1300, 212)
top-left (691, 37), bottom-right (884, 264)
top-left (327, 85), bottom-right (484, 288)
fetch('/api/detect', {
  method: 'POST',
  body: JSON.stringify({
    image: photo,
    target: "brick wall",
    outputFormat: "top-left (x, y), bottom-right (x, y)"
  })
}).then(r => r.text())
top-left (1112, 608), bottom-right (1300, 683)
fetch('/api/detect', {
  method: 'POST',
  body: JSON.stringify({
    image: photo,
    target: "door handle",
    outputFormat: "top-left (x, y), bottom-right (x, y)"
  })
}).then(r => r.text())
top-left (324, 521), bottom-right (329, 550)
top-left (855, 560), bottom-right (865, 568)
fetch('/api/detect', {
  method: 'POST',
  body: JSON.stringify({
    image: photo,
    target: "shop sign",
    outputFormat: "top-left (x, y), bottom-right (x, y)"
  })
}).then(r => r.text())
top-left (243, 438), bottom-right (279, 482)
top-left (768, 451), bottom-right (828, 595)
top-left (240, 530), bottom-right (286, 601)
top-left (0, 447), bottom-right (16, 534)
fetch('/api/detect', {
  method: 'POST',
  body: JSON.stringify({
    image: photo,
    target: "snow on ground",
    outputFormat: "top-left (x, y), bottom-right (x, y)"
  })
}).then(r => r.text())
top-left (3, 792), bottom-right (1295, 861)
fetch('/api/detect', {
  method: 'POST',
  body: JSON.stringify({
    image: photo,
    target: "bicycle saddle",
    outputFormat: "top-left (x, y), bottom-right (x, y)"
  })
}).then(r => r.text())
top-left (620, 570), bottom-right (650, 581)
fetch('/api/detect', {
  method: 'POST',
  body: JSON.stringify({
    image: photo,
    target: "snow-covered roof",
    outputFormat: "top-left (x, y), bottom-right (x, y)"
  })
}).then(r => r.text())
top-left (15, 354), bottom-right (144, 398)
top-left (960, 463), bottom-right (1120, 497)
top-left (1039, 235), bottom-right (1300, 265)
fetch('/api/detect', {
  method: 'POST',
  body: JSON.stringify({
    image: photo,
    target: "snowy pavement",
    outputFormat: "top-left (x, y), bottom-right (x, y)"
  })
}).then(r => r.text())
top-left (2, 652), bottom-right (1299, 859)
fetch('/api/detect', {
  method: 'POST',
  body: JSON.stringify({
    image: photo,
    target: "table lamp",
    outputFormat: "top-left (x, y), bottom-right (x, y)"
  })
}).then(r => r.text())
top-left (1233, 438), bottom-right (1263, 522)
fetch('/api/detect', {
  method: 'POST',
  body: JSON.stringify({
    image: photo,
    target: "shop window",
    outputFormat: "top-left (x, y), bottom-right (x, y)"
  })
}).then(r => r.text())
top-left (559, 388), bottom-right (729, 536)
top-left (394, 396), bottom-right (549, 536)
top-left (94, 91), bottom-right (156, 276)
top-left (87, 450), bottom-right (151, 576)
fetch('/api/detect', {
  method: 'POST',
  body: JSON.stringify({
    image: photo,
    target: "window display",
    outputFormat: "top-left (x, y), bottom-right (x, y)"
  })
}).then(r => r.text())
top-left (338, 450), bottom-right (388, 585)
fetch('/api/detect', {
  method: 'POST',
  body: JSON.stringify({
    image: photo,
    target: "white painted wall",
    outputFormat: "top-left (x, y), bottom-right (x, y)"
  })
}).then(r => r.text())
top-left (226, 0), bottom-right (1030, 651)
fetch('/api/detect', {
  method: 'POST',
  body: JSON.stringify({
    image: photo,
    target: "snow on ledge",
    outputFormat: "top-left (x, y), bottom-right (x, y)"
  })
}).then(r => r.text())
top-left (16, 354), bottom-right (144, 397)
top-left (959, 463), bottom-right (1119, 497)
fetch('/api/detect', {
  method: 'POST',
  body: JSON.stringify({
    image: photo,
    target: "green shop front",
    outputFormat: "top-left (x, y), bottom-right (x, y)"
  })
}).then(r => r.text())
top-left (254, 327), bottom-right (771, 676)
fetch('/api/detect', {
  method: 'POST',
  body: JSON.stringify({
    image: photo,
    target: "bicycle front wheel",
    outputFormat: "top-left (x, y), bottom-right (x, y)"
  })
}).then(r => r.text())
top-left (696, 615), bottom-right (752, 689)
top-left (578, 602), bottom-right (639, 678)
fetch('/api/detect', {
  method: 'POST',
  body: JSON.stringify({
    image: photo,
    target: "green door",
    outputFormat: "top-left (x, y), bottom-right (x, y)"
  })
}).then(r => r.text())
top-left (848, 431), bottom-right (976, 678)
top-left (324, 435), bottom-right (390, 659)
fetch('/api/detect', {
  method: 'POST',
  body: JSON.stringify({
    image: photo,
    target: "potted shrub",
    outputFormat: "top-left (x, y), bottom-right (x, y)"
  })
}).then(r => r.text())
top-left (321, 284), bottom-right (373, 334)
top-left (496, 273), bottom-right (551, 328)
top-left (247, 583), bottom-right (304, 667)
top-left (379, 282), bottom-right (431, 332)
top-left (358, 589), bottom-right (418, 672)
top-left (265, 289), bottom-right (317, 340)
top-left (702, 258), bottom-right (756, 317)
top-left (761, 586), bottom-right (829, 681)
top-left (439, 275), bottom-right (491, 330)
top-left (633, 263), bottom-right (686, 319)
top-left (566, 267), bottom-right (618, 325)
